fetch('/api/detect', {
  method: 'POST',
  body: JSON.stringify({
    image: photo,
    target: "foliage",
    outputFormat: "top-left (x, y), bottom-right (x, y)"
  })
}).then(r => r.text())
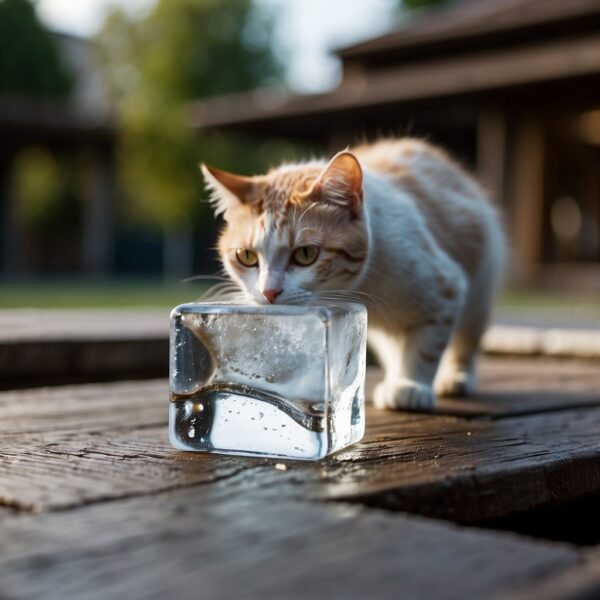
top-left (13, 147), bottom-right (69, 229)
top-left (0, 0), bottom-right (75, 232)
top-left (0, 0), bottom-right (72, 96)
top-left (400, 0), bottom-right (450, 10)
top-left (96, 0), bottom-right (282, 229)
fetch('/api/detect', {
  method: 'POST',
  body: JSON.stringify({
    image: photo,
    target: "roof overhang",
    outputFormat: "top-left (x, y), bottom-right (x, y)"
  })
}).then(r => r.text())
top-left (0, 95), bottom-right (115, 148)
top-left (336, 0), bottom-right (600, 64)
top-left (188, 32), bottom-right (600, 137)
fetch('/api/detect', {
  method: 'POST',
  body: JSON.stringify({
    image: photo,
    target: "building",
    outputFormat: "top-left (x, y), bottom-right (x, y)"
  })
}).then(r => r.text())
top-left (188, 0), bottom-right (600, 290)
top-left (0, 32), bottom-right (116, 278)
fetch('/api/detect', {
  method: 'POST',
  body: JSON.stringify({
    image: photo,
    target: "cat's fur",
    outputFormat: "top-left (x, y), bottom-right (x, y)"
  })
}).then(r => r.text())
top-left (201, 138), bottom-right (505, 410)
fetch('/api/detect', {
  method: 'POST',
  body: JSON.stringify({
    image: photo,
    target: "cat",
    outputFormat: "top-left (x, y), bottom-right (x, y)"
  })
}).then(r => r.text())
top-left (201, 138), bottom-right (505, 410)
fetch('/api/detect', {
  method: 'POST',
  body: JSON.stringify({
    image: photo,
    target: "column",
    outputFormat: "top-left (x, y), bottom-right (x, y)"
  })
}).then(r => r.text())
top-left (508, 116), bottom-right (546, 284)
top-left (82, 145), bottom-right (115, 277)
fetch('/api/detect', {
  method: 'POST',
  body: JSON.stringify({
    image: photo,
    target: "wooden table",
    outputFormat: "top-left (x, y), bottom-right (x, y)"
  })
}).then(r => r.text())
top-left (1, 315), bottom-right (600, 599)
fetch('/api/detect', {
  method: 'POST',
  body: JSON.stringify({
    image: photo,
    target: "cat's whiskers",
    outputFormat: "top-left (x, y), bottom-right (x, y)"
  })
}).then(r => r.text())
top-left (319, 297), bottom-right (387, 322)
top-left (322, 287), bottom-right (393, 309)
top-left (356, 262), bottom-right (401, 282)
top-left (295, 201), bottom-right (318, 229)
top-left (199, 282), bottom-right (243, 302)
top-left (284, 290), bottom-right (313, 305)
top-left (315, 290), bottom-right (390, 321)
top-left (181, 274), bottom-right (231, 284)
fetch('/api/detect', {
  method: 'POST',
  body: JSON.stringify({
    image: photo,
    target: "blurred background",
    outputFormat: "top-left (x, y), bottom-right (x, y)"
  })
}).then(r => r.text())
top-left (0, 0), bottom-right (598, 316)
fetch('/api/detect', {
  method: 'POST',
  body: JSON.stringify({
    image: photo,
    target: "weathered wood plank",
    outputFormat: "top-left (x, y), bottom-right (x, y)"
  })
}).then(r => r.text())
top-left (5, 355), bottom-right (593, 430)
top-left (0, 339), bottom-right (168, 389)
top-left (0, 379), bottom-right (168, 436)
top-left (1, 365), bottom-right (600, 521)
top-left (3, 354), bottom-right (599, 425)
top-left (0, 309), bottom-right (167, 342)
top-left (0, 310), bottom-right (169, 387)
top-left (0, 425), bottom-right (256, 512)
top-left (0, 486), bottom-right (581, 600)
top-left (417, 356), bottom-right (600, 417)
top-left (2, 309), bottom-right (597, 388)
top-left (325, 408), bottom-right (600, 522)
top-left (0, 356), bottom-right (598, 599)
top-left (506, 549), bottom-right (600, 600)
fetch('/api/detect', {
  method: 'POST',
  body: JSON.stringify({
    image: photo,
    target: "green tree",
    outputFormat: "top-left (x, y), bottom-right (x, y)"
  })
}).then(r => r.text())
top-left (96, 0), bottom-right (282, 278)
top-left (400, 0), bottom-right (450, 10)
top-left (0, 0), bottom-right (75, 277)
top-left (0, 0), bottom-right (72, 96)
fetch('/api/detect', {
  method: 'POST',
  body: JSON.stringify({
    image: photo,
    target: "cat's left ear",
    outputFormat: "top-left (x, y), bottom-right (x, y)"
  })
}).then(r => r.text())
top-left (200, 163), bottom-right (256, 217)
top-left (308, 150), bottom-right (363, 218)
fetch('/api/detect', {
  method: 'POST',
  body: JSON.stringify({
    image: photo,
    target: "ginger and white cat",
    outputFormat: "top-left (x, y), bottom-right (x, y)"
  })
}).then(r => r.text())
top-left (201, 138), bottom-right (505, 410)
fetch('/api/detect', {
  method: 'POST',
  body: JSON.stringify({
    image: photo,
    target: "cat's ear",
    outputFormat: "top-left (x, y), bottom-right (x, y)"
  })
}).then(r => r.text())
top-left (200, 163), bottom-right (256, 216)
top-left (308, 150), bottom-right (363, 217)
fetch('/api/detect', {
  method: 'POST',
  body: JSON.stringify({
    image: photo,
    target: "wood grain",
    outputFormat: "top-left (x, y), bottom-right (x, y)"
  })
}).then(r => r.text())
top-left (0, 379), bottom-right (168, 436)
top-left (325, 407), bottom-right (600, 522)
top-left (0, 486), bottom-right (581, 600)
top-left (505, 549), bottom-right (600, 600)
top-left (1, 356), bottom-right (599, 599)
top-left (1, 356), bottom-right (600, 520)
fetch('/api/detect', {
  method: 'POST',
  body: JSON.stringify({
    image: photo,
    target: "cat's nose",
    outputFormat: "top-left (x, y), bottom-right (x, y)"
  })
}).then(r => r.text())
top-left (262, 288), bottom-right (282, 304)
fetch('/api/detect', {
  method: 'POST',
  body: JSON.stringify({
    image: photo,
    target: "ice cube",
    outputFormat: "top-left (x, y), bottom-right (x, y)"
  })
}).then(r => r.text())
top-left (169, 302), bottom-right (367, 460)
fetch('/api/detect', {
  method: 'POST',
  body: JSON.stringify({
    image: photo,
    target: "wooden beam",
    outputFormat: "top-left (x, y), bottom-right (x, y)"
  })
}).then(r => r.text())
top-left (188, 34), bottom-right (600, 131)
top-left (508, 116), bottom-right (545, 284)
top-left (477, 108), bottom-right (506, 203)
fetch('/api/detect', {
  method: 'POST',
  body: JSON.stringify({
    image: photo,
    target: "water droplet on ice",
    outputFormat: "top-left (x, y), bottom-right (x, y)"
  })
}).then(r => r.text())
top-left (258, 412), bottom-right (264, 420)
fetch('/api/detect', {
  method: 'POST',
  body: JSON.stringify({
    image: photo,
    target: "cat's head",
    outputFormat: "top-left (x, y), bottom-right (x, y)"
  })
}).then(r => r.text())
top-left (201, 151), bottom-right (369, 305)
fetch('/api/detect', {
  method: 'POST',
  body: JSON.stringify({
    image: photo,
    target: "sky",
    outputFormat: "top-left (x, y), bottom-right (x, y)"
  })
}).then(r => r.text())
top-left (36, 0), bottom-right (399, 93)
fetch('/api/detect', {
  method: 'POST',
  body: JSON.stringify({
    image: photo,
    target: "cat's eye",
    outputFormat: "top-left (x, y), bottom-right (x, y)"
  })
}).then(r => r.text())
top-left (292, 245), bottom-right (319, 266)
top-left (236, 248), bottom-right (258, 267)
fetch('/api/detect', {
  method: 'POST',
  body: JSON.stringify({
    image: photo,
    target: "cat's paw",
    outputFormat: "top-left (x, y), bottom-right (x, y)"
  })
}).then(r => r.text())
top-left (373, 379), bottom-right (436, 411)
top-left (434, 369), bottom-right (475, 397)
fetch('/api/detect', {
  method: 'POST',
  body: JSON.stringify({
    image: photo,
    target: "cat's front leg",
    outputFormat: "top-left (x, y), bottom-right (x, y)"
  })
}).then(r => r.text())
top-left (373, 272), bottom-right (466, 411)
top-left (373, 321), bottom-right (452, 411)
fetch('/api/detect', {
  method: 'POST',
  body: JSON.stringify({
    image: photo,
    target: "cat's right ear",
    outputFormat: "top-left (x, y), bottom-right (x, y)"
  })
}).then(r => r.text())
top-left (306, 150), bottom-right (363, 218)
top-left (200, 164), bottom-right (255, 217)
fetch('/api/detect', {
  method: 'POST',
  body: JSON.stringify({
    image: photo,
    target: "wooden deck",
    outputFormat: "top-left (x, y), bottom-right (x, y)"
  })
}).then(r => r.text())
top-left (1, 317), bottom-right (600, 599)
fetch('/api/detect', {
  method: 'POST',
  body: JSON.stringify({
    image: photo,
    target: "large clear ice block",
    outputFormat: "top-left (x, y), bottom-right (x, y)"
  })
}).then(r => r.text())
top-left (169, 302), bottom-right (367, 460)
